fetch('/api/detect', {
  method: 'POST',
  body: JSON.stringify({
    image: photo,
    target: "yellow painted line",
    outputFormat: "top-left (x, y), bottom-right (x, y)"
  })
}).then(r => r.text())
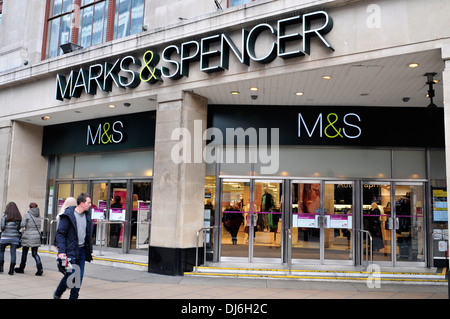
top-left (195, 266), bottom-right (447, 276)
top-left (37, 248), bottom-right (148, 267)
top-left (93, 257), bottom-right (148, 267)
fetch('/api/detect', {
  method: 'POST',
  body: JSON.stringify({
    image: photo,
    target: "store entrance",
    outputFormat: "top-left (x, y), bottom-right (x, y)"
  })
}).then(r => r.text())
top-left (291, 180), bottom-right (354, 264)
top-left (216, 178), bottom-right (427, 267)
top-left (220, 179), bottom-right (283, 262)
top-left (54, 179), bottom-right (152, 253)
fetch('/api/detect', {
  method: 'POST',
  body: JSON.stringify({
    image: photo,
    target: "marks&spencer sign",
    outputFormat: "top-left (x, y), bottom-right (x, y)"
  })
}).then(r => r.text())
top-left (55, 11), bottom-right (334, 101)
top-left (87, 120), bottom-right (125, 145)
top-left (42, 112), bottom-right (156, 156)
top-left (208, 105), bottom-right (445, 148)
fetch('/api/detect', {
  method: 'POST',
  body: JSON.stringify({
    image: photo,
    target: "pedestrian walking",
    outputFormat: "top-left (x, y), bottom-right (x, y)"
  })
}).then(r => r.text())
top-left (0, 202), bottom-right (22, 275)
top-left (54, 193), bottom-right (93, 299)
top-left (14, 202), bottom-right (43, 276)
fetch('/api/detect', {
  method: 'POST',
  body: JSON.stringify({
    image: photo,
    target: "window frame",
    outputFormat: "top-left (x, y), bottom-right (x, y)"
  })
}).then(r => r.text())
top-left (0, 0), bottom-right (3, 25)
top-left (41, 0), bottom-right (144, 60)
top-left (227, 0), bottom-right (255, 8)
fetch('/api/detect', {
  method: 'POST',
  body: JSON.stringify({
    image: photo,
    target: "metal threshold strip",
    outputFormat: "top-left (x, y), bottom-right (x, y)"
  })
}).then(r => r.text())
top-left (185, 266), bottom-right (448, 284)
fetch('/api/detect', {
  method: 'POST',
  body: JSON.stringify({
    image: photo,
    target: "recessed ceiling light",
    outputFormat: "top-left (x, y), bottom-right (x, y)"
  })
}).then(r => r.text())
top-left (322, 75), bottom-right (331, 80)
top-left (231, 91), bottom-right (239, 95)
top-left (108, 104), bottom-right (116, 108)
top-left (250, 87), bottom-right (258, 91)
top-left (295, 92), bottom-right (304, 96)
top-left (409, 63), bottom-right (419, 68)
top-left (41, 116), bottom-right (51, 120)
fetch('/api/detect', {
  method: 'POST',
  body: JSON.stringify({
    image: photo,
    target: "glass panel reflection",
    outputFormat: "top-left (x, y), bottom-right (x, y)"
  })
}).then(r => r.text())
top-left (395, 184), bottom-right (425, 262)
top-left (363, 183), bottom-right (391, 262)
top-left (221, 181), bottom-right (248, 258)
top-left (291, 183), bottom-right (321, 260)
top-left (253, 181), bottom-right (282, 259)
top-left (324, 183), bottom-right (353, 261)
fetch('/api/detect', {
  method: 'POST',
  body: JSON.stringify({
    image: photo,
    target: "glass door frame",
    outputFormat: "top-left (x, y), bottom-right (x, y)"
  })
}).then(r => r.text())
top-left (289, 179), bottom-right (355, 266)
top-left (360, 181), bottom-right (393, 266)
top-left (392, 181), bottom-right (427, 267)
top-left (360, 181), bottom-right (427, 267)
top-left (218, 177), bottom-right (286, 263)
top-left (218, 178), bottom-right (251, 262)
top-left (252, 179), bottom-right (285, 263)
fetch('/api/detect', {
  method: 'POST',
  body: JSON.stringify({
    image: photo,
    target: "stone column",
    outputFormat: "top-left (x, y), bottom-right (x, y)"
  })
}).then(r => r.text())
top-left (149, 91), bottom-right (208, 275)
top-left (442, 45), bottom-right (450, 272)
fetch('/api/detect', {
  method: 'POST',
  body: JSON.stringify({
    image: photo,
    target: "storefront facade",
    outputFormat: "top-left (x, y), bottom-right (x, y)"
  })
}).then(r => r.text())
top-left (0, 0), bottom-right (449, 275)
top-left (42, 111), bottom-right (156, 253)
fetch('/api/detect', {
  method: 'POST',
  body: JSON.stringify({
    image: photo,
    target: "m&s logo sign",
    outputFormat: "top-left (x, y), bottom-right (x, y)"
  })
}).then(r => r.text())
top-left (87, 121), bottom-right (126, 145)
top-left (298, 112), bottom-right (361, 139)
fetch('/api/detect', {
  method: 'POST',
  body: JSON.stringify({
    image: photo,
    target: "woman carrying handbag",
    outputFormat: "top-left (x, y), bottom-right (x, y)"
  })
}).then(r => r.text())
top-left (15, 202), bottom-right (43, 276)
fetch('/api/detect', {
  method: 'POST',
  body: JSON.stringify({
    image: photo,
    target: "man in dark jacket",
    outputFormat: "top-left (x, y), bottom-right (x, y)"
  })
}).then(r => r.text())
top-left (54, 192), bottom-right (93, 299)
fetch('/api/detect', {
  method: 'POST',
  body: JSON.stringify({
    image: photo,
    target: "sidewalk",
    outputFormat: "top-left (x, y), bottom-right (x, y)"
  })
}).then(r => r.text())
top-left (0, 248), bottom-right (448, 300)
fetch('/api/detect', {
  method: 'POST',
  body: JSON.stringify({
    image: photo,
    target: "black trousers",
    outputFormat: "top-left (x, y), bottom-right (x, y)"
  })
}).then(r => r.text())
top-left (19, 246), bottom-right (42, 268)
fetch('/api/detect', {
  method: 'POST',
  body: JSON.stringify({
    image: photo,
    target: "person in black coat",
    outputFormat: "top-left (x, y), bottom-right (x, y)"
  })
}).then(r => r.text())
top-left (367, 202), bottom-right (384, 251)
top-left (223, 204), bottom-right (244, 245)
top-left (54, 193), bottom-right (93, 299)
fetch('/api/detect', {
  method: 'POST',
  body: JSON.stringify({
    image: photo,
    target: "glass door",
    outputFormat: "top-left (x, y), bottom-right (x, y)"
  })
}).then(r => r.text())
top-left (394, 183), bottom-right (425, 264)
top-left (55, 182), bottom-right (72, 214)
top-left (220, 179), bottom-right (283, 262)
top-left (73, 182), bottom-right (88, 198)
top-left (324, 182), bottom-right (353, 262)
top-left (54, 181), bottom-right (88, 215)
top-left (220, 179), bottom-right (249, 259)
top-left (362, 182), bottom-right (392, 263)
top-left (253, 180), bottom-right (283, 261)
top-left (291, 181), bottom-right (321, 261)
top-left (361, 182), bottom-right (425, 266)
top-left (131, 180), bottom-right (152, 250)
top-left (91, 182), bottom-right (108, 246)
top-left (291, 181), bottom-right (354, 264)
top-left (108, 181), bottom-right (127, 249)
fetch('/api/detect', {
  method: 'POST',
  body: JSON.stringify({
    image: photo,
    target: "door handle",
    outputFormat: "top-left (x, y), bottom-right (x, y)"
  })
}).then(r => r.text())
top-left (387, 217), bottom-right (393, 230)
top-left (251, 214), bottom-right (257, 226)
top-left (317, 215), bottom-right (329, 228)
top-left (387, 217), bottom-right (399, 230)
top-left (317, 215), bottom-right (323, 228)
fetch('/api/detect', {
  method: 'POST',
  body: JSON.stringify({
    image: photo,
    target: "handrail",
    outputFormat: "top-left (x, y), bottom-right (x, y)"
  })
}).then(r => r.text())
top-left (48, 219), bottom-right (58, 250)
top-left (195, 226), bottom-right (215, 272)
top-left (285, 228), bottom-right (292, 274)
top-left (41, 218), bottom-right (50, 245)
top-left (96, 220), bottom-right (124, 256)
top-left (132, 220), bottom-right (151, 249)
top-left (358, 229), bottom-right (373, 269)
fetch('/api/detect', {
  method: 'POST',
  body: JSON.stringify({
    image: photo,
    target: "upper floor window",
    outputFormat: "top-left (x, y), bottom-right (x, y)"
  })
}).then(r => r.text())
top-left (0, 0), bottom-right (3, 26)
top-left (43, 0), bottom-right (144, 60)
top-left (228, 0), bottom-right (254, 7)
